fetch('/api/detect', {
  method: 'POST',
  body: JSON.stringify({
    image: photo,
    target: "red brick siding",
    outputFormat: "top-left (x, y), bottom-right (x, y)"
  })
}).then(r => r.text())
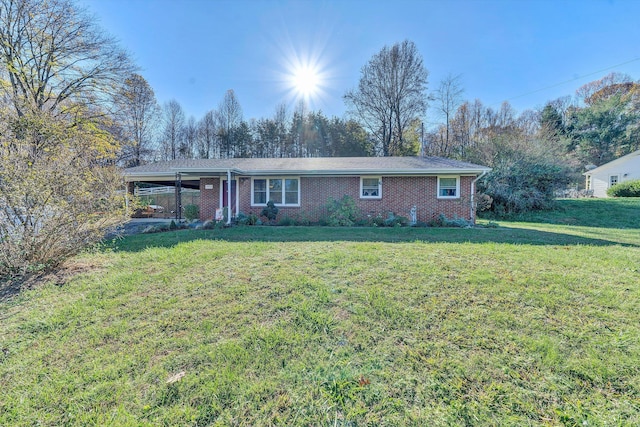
top-left (199, 178), bottom-right (220, 221)
top-left (232, 175), bottom-right (477, 223)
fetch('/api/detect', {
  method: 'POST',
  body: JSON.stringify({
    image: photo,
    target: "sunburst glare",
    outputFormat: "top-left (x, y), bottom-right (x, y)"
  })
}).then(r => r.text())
top-left (292, 64), bottom-right (320, 99)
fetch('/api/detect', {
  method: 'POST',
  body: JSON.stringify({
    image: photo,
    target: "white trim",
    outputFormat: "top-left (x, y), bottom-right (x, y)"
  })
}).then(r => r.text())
top-left (251, 177), bottom-right (301, 207)
top-left (437, 176), bottom-right (460, 199)
top-left (360, 176), bottom-right (382, 199)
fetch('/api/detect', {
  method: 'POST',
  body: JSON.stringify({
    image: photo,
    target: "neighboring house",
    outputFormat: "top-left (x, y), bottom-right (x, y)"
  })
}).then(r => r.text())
top-left (583, 149), bottom-right (640, 197)
top-left (124, 157), bottom-right (491, 224)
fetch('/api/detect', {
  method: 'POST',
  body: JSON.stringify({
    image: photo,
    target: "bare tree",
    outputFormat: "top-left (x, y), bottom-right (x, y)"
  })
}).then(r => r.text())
top-left (431, 73), bottom-right (464, 157)
top-left (180, 116), bottom-right (197, 158)
top-left (217, 89), bottom-right (243, 158)
top-left (197, 110), bottom-right (217, 158)
top-left (0, 0), bottom-right (134, 119)
top-left (161, 99), bottom-right (185, 160)
top-left (344, 40), bottom-right (428, 156)
top-left (114, 74), bottom-right (160, 166)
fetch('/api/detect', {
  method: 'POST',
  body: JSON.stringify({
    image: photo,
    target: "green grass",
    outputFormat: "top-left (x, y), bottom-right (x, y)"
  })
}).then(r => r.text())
top-left (1, 198), bottom-right (639, 426)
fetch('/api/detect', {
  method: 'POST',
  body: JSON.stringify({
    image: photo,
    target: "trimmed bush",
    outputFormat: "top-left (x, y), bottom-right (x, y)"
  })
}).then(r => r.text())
top-left (607, 179), bottom-right (640, 197)
top-left (261, 201), bottom-right (279, 224)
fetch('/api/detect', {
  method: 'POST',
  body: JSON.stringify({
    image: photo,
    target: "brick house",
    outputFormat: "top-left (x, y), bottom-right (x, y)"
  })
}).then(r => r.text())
top-left (124, 157), bottom-right (491, 224)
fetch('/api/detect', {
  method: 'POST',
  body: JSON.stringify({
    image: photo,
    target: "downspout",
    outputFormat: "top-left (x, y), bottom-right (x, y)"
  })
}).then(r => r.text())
top-left (226, 169), bottom-right (232, 225)
top-left (470, 171), bottom-right (488, 223)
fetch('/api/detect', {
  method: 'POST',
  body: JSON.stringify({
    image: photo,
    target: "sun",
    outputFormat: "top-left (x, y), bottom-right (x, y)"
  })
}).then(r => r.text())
top-left (291, 65), bottom-right (320, 98)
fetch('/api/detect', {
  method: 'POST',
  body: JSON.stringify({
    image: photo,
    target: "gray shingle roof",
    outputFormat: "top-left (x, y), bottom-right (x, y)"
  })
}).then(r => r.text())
top-left (124, 156), bottom-right (490, 178)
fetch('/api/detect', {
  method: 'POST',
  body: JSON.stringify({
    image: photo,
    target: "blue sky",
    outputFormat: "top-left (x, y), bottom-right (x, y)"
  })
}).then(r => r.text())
top-left (80, 0), bottom-right (640, 125)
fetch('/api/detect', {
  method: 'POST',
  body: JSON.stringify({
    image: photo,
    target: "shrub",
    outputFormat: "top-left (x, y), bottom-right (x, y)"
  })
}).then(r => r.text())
top-left (607, 179), bottom-right (640, 197)
top-left (183, 204), bottom-right (199, 221)
top-left (326, 195), bottom-right (360, 226)
top-left (478, 158), bottom-right (572, 217)
top-left (383, 212), bottom-right (409, 227)
top-left (236, 212), bottom-right (259, 226)
top-left (0, 111), bottom-right (128, 279)
top-left (277, 216), bottom-right (295, 226)
top-left (261, 201), bottom-right (279, 224)
top-left (428, 214), bottom-right (472, 228)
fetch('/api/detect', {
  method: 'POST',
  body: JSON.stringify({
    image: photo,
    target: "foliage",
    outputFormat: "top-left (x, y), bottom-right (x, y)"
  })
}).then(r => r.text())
top-left (235, 212), bottom-right (259, 226)
top-left (607, 179), bottom-right (640, 197)
top-left (325, 195), bottom-right (361, 226)
top-left (183, 204), bottom-right (200, 221)
top-left (344, 40), bottom-right (428, 156)
top-left (0, 110), bottom-right (128, 278)
top-left (0, 0), bottom-right (133, 280)
top-left (260, 201), bottom-right (279, 223)
top-left (1, 200), bottom-right (639, 425)
top-left (383, 212), bottom-right (409, 227)
top-left (277, 216), bottom-right (296, 226)
top-left (428, 214), bottom-right (472, 228)
top-left (569, 92), bottom-right (639, 166)
top-left (478, 157), bottom-right (572, 216)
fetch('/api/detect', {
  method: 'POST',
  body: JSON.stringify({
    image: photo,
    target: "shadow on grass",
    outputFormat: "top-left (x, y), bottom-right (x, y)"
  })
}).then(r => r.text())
top-left (107, 224), bottom-right (638, 253)
top-left (486, 198), bottom-right (640, 229)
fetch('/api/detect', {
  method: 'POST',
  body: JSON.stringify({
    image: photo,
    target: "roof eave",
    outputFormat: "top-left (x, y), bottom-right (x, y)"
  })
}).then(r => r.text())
top-left (174, 167), bottom-right (491, 176)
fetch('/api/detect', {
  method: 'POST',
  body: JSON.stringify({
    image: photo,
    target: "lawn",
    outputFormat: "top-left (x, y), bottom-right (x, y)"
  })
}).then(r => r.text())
top-left (1, 198), bottom-right (639, 426)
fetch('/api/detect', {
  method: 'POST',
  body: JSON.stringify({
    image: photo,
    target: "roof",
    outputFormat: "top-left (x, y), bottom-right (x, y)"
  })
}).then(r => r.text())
top-left (124, 156), bottom-right (491, 181)
top-left (583, 149), bottom-right (640, 175)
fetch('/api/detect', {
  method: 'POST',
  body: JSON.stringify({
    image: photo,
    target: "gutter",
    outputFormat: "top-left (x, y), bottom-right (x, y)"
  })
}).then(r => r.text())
top-left (470, 170), bottom-right (488, 222)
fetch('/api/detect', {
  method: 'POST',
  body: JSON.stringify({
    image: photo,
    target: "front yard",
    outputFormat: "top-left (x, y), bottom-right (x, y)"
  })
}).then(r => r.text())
top-left (1, 199), bottom-right (639, 425)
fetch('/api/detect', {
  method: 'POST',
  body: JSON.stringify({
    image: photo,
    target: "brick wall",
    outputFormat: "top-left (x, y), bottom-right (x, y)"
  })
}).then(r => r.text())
top-left (199, 178), bottom-right (220, 221)
top-left (231, 175), bottom-right (477, 223)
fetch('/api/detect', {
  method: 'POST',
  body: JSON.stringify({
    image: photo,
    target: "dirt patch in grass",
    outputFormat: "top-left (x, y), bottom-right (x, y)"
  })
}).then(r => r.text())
top-left (0, 258), bottom-right (105, 301)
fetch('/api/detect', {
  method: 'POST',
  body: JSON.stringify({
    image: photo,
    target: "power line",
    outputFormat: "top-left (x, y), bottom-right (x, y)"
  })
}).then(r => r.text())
top-left (493, 56), bottom-right (640, 106)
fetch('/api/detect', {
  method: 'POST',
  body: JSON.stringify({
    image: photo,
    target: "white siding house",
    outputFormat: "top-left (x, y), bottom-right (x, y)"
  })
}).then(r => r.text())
top-left (584, 149), bottom-right (640, 197)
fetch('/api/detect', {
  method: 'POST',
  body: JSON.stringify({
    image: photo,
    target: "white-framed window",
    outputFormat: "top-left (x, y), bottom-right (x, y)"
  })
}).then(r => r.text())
top-left (360, 176), bottom-right (382, 199)
top-left (586, 175), bottom-right (592, 190)
top-left (251, 177), bottom-right (300, 206)
top-left (437, 176), bottom-right (460, 199)
top-left (609, 175), bottom-right (619, 187)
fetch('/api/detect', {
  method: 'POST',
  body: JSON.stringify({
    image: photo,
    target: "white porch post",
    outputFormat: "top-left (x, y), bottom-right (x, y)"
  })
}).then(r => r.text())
top-left (226, 169), bottom-right (232, 225)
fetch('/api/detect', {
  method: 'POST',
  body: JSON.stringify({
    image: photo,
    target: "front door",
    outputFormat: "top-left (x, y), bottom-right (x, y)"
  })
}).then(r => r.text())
top-left (222, 180), bottom-right (237, 216)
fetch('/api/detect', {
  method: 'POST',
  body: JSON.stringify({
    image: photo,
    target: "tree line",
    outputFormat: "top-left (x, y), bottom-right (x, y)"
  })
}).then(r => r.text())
top-left (116, 86), bottom-right (373, 167)
top-left (425, 72), bottom-right (640, 170)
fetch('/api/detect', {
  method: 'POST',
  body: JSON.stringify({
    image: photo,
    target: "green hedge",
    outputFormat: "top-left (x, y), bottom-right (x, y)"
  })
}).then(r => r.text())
top-left (607, 179), bottom-right (640, 197)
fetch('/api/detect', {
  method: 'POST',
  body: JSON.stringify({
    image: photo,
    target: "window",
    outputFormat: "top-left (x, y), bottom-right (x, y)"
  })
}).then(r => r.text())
top-left (269, 179), bottom-right (283, 204)
top-left (360, 177), bottom-right (382, 199)
top-left (609, 175), bottom-right (619, 187)
top-left (437, 176), bottom-right (459, 198)
top-left (252, 177), bottom-right (299, 206)
top-left (253, 179), bottom-right (267, 204)
top-left (285, 179), bottom-right (299, 204)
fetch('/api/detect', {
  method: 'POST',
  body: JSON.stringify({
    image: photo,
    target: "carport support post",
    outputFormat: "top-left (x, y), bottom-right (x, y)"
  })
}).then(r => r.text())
top-left (226, 169), bottom-right (232, 225)
top-left (175, 172), bottom-right (182, 221)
